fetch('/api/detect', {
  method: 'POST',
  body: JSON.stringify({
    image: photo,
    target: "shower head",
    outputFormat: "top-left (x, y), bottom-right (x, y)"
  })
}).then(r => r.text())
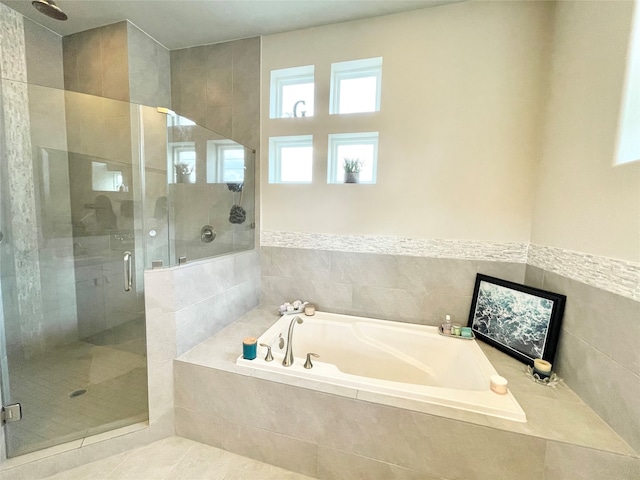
top-left (32, 0), bottom-right (67, 21)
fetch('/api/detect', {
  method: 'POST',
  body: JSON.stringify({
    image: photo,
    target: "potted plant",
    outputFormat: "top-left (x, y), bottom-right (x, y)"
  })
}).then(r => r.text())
top-left (343, 158), bottom-right (364, 183)
top-left (174, 162), bottom-right (194, 184)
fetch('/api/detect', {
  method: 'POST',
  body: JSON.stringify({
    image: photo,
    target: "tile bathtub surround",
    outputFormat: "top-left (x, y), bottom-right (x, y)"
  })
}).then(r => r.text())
top-left (174, 307), bottom-right (639, 480)
top-left (261, 245), bottom-right (526, 326)
top-left (526, 265), bottom-right (640, 454)
top-left (144, 250), bottom-right (260, 431)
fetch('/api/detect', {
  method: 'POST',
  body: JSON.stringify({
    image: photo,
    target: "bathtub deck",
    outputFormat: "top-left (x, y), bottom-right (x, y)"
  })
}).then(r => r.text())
top-left (175, 305), bottom-right (639, 478)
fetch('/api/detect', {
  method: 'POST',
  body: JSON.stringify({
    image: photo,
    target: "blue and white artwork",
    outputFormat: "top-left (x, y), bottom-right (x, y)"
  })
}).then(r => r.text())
top-left (472, 280), bottom-right (553, 359)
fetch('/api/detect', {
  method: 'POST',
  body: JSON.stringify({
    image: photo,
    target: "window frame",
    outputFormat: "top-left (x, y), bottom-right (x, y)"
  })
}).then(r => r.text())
top-left (329, 57), bottom-right (383, 115)
top-left (268, 135), bottom-right (314, 184)
top-left (270, 65), bottom-right (315, 119)
top-left (327, 132), bottom-right (379, 184)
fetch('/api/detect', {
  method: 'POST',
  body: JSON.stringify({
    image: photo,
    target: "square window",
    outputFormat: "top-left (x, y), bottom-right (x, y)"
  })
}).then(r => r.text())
top-left (327, 132), bottom-right (379, 184)
top-left (330, 57), bottom-right (382, 115)
top-left (270, 65), bottom-right (315, 119)
top-left (269, 135), bottom-right (313, 183)
top-left (206, 140), bottom-right (245, 183)
top-left (169, 142), bottom-right (196, 183)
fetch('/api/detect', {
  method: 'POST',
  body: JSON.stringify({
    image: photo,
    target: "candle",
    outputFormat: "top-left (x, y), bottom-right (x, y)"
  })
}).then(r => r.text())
top-left (533, 359), bottom-right (552, 378)
top-left (452, 323), bottom-right (462, 336)
top-left (243, 336), bottom-right (257, 360)
top-left (304, 303), bottom-right (316, 316)
top-left (490, 375), bottom-right (509, 395)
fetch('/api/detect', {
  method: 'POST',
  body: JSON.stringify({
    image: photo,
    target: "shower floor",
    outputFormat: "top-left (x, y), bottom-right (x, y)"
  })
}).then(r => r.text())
top-left (4, 319), bottom-right (148, 458)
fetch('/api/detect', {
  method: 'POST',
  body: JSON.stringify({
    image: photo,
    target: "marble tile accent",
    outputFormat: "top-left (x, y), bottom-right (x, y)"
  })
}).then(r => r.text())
top-left (528, 243), bottom-right (640, 301)
top-left (1, 77), bottom-right (46, 358)
top-left (0, 4), bottom-right (27, 82)
top-left (262, 230), bottom-right (529, 262)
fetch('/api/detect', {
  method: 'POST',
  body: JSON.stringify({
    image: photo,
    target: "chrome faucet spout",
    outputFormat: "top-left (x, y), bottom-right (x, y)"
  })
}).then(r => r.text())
top-left (282, 315), bottom-right (304, 366)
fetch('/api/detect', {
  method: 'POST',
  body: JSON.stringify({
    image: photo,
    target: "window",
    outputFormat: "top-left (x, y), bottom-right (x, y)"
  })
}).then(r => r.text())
top-left (327, 132), bottom-right (379, 184)
top-left (206, 140), bottom-right (245, 183)
top-left (169, 142), bottom-right (196, 183)
top-left (270, 65), bottom-right (315, 119)
top-left (268, 135), bottom-right (313, 183)
top-left (615, 2), bottom-right (640, 165)
top-left (330, 57), bottom-right (382, 115)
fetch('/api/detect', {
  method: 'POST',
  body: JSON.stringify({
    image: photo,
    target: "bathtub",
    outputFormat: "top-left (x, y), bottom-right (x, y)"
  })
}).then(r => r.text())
top-left (235, 311), bottom-right (526, 422)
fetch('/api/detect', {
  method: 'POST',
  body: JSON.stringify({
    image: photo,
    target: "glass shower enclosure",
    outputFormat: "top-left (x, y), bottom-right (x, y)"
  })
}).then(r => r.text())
top-left (0, 85), bottom-right (254, 458)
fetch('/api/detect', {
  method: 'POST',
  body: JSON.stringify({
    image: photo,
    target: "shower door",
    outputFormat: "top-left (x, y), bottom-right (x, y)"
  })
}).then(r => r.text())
top-left (0, 86), bottom-right (148, 458)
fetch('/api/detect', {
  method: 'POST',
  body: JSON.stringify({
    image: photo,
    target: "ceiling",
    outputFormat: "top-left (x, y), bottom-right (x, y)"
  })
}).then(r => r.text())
top-left (2, 0), bottom-right (461, 50)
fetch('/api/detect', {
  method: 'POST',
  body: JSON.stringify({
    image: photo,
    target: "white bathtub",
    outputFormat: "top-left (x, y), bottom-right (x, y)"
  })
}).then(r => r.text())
top-left (236, 311), bottom-right (526, 422)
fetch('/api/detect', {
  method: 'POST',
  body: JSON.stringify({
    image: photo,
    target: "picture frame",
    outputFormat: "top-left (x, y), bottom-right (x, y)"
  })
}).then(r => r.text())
top-left (467, 274), bottom-right (566, 366)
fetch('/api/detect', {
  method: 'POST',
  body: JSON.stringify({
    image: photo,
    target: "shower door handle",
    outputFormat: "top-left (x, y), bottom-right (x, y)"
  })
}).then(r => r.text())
top-left (123, 251), bottom-right (132, 292)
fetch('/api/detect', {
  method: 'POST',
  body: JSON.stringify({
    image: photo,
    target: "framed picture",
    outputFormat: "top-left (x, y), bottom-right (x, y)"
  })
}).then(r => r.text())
top-left (467, 274), bottom-right (566, 366)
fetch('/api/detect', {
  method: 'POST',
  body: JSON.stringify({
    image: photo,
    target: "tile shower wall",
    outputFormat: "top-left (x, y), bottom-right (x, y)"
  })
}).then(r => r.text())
top-left (144, 250), bottom-right (260, 432)
top-left (261, 245), bottom-right (526, 325)
top-left (169, 37), bottom-right (260, 262)
top-left (170, 37), bottom-right (260, 149)
top-left (63, 21), bottom-right (170, 108)
top-left (0, 5), bottom-right (46, 359)
top-left (525, 265), bottom-right (640, 453)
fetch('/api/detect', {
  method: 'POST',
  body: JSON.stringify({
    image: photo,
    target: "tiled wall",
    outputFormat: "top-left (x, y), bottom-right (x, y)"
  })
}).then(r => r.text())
top-left (126, 23), bottom-right (171, 108)
top-left (261, 239), bottom-right (640, 454)
top-left (174, 362), bottom-right (639, 480)
top-left (170, 37), bottom-right (260, 149)
top-left (144, 250), bottom-right (260, 432)
top-left (261, 245), bottom-right (526, 326)
top-left (525, 265), bottom-right (640, 453)
top-left (168, 37), bottom-right (260, 264)
top-left (63, 21), bottom-right (171, 108)
top-left (63, 22), bottom-right (130, 101)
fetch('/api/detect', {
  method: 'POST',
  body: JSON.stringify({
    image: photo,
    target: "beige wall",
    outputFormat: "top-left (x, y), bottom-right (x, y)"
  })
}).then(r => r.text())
top-left (530, 0), bottom-right (639, 262)
top-left (261, 1), bottom-right (552, 243)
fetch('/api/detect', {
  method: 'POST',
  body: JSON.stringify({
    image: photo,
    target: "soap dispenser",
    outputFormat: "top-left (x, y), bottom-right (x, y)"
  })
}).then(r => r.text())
top-left (442, 315), bottom-right (452, 335)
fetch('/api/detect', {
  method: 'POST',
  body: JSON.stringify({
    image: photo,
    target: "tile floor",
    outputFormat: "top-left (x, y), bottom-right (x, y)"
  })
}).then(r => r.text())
top-left (42, 436), bottom-right (315, 479)
top-left (6, 320), bottom-right (148, 457)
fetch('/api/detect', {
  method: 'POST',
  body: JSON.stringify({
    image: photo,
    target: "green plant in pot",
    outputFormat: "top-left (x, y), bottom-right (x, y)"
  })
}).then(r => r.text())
top-left (174, 162), bottom-right (194, 184)
top-left (343, 158), bottom-right (364, 183)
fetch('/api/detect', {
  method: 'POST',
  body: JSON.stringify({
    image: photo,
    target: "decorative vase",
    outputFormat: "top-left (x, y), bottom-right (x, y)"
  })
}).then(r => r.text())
top-left (344, 172), bottom-right (359, 183)
top-left (176, 172), bottom-right (193, 184)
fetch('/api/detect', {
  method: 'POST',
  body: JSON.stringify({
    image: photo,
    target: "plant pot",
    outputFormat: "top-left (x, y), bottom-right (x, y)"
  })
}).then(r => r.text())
top-left (344, 172), bottom-right (359, 183)
top-left (176, 172), bottom-right (194, 184)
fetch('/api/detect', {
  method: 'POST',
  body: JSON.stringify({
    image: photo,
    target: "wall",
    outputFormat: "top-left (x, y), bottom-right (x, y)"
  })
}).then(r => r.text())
top-left (261, 1), bottom-right (552, 242)
top-left (63, 20), bottom-right (171, 107)
top-left (169, 38), bottom-right (260, 262)
top-left (527, 0), bottom-right (640, 453)
top-left (259, 0), bottom-right (640, 455)
top-left (144, 250), bottom-right (260, 433)
top-left (262, 246), bottom-right (525, 326)
top-left (170, 38), bottom-right (260, 149)
top-left (530, 1), bottom-right (639, 263)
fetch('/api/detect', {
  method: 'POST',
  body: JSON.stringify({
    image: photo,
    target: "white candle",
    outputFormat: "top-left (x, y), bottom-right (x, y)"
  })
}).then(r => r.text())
top-left (533, 359), bottom-right (552, 373)
top-left (490, 375), bottom-right (508, 395)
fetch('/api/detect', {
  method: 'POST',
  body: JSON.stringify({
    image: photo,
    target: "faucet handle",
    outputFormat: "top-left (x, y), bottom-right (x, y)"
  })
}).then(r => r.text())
top-left (259, 343), bottom-right (274, 362)
top-left (304, 352), bottom-right (320, 369)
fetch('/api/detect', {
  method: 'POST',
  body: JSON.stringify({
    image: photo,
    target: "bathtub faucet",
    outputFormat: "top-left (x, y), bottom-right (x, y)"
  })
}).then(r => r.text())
top-left (282, 315), bottom-right (304, 367)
